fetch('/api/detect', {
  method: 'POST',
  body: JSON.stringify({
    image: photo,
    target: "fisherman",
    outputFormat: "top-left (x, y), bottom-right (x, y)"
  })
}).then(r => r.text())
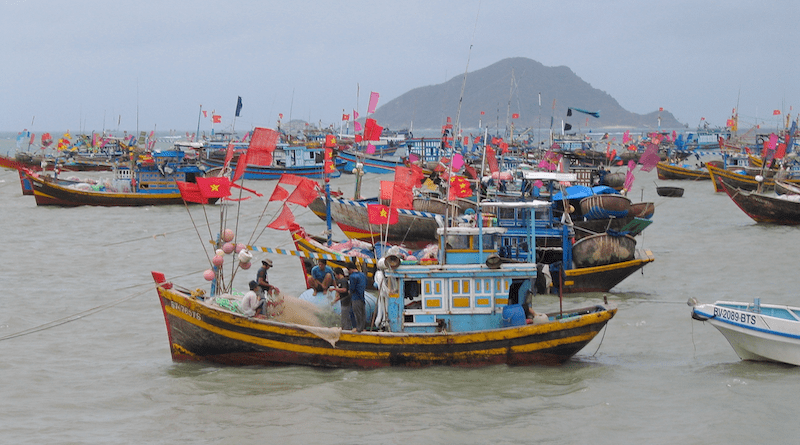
top-left (347, 262), bottom-right (367, 332)
top-left (240, 281), bottom-right (266, 318)
top-left (308, 258), bottom-right (334, 295)
top-left (330, 267), bottom-right (352, 330)
top-left (256, 259), bottom-right (279, 296)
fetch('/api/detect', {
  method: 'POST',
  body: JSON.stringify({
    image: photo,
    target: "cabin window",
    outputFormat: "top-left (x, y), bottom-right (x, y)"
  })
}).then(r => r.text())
top-left (446, 235), bottom-right (470, 250)
top-left (404, 280), bottom-right (420, 300)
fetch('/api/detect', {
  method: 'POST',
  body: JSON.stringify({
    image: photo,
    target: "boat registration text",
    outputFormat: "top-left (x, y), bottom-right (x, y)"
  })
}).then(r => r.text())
top-left (714, 307), bottom-right (756, 325)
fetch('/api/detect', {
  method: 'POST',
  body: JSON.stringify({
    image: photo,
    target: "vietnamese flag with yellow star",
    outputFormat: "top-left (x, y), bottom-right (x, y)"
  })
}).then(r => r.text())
top-left (448, 175), bottom-right (473, 199)
top-left (367, 204), bottom-right (399, 225)
top-left (196, 176), bottom-right (231, 199)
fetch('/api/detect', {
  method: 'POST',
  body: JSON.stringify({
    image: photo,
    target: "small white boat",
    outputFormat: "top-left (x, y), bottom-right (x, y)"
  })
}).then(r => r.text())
top-left (689, 298), bottom-right (800, 366)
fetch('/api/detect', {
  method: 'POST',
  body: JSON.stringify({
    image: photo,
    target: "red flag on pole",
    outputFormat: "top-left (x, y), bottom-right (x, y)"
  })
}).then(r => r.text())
top-left (232, 150), bottom-right (249, 182)
top-left (364, 118), bottom-right (383, 141)
top-left (486, 146), bottom-right (499, 173)
top-left (248, 127), bottom-right (279, 166)
top-left (212, 114), bottom-right (222, 123)
top-left (267, 204), bottom-right (296, 230)
top-left (286, 179), bottom-right (320, 207)
top-left (269, 185), bottom-right (289, 202)
top-left (367, 204), bottom-right (398, 225)
top-left (391, 166), bottom-right (415, 209)
top-left (176, 181), bottom-right (206, 204)
top-left (196, 176), bottom-right (231, 199)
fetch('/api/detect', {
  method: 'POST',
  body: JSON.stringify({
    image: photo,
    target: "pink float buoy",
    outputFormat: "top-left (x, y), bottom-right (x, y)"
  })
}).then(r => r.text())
top-left (203, 269), bottom-right (215, 281)
top-left (222, 229), bottom-right (235, 242)
top-left (212, 255), bottom-right (224, 267)
top-left (222, 242), bottom-right (234, 254)
top-left (239, 261), bottom-right (252, 270)
top-left (235, 243), bottom-right (246, 253)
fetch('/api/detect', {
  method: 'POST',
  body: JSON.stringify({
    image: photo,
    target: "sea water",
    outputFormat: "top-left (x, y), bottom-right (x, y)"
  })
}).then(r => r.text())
top-left (1, 135), bottom-right (800, 444)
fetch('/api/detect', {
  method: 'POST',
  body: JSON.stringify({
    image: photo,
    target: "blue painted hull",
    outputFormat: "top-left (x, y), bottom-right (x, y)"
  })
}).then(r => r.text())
top-left (339, 150), bottom-right (403, 175)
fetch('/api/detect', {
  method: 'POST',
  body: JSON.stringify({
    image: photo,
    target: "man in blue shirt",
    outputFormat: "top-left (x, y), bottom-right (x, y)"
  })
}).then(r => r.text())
top-left (308, 258), bottom-right (334, 295)
top-left (347, 262), bottom-right (367, 332)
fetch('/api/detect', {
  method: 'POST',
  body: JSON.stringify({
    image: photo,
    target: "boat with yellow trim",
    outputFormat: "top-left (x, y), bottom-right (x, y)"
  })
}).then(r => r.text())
top-left (152, 213), bottom-right (616, 367)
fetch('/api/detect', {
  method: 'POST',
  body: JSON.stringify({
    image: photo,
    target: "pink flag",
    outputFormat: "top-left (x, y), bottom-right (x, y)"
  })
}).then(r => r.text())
top-left (623, 160), bottom-right (636, 191)
top-left (452, 153), bottom-right (465, 170)
top-left (366, 143), bottom-right (376, 154)
top-left (622, 130), bottom-right (630, 144)
top-left (367, 92), bottom-right (380, 114)
top-left (354, 121), bottom-right (362, 132)
top-left (638, 143), bottom-right (661, 172)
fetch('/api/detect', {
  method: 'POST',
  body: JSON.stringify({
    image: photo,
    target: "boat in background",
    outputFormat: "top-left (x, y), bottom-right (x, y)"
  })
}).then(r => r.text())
top-left (202, 143), bottom-right (344, 180)
top-left (656, 186), bottom-right (684, 197)
top-left (775, 180), bottom-right (800, 196)
top-left (719, 179), bottom-right (800, 225)
top-left (25, 150), bottom-right (215, 206)
top-left (706, 163), bottom-right (800, 192)
top-left (690, 298), bottom-right (800, 366)
top-left (656, 161), bottom-right (711, 181)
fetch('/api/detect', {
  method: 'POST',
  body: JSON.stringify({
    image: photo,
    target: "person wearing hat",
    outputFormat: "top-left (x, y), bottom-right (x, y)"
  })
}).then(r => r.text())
top-left (241, 280), bottom-right (266, 318)
top-left (256, 259), bottom-right (279, 296)
top-left (308, 258), bottom-right (334, 296)
top-left (347, 262), bottom-right (367, 332)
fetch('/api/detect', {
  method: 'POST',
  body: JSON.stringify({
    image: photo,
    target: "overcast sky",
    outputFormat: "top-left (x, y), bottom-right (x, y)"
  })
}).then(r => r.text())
top-left (2, 0), bottom-right (798, 135)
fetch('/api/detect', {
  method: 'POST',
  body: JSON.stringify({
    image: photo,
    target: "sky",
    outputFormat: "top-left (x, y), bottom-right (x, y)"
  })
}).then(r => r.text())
top-left (2, 0), bottom-right (798, 135)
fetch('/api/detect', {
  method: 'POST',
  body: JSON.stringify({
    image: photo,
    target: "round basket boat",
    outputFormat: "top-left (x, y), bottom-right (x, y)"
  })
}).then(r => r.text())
top-left (630, 202), bottom-right (655, 219)
top-left (656, 186), bottom-right (684, 197)
top-left (572, 233), bottom-right (637, 268)
top-left (579, 194), bottom-right (632, 220)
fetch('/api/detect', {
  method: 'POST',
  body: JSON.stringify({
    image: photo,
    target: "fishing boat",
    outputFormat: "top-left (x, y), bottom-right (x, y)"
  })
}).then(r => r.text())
top-left (705, 163), bottom-right (800, 193)
top-left (719, 179), bottom-right (800, 225)
top-left (25, 150), bottom-right (215, 206)
top-left (689, 298), bottom-right (800, 366)
top-left (153, 220), bottom-right (617, 367)
top-left (201, 143), bottom-right (343, 180)
top-left (656, 161), bottom-right (711, 181)
top-left (337, 147), bottom-right (407, 174)
top-left (308, 195), bottom-right (442, 249)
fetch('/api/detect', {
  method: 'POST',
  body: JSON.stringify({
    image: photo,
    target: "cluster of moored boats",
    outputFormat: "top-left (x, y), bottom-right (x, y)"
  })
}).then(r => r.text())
top-left (5, 121), bottom-right (800, 368)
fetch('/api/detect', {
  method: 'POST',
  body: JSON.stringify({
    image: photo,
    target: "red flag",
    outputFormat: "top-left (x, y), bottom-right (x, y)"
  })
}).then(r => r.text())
top-left (380, 181), bottom-right (394, 202)
top-left (286, 179), bottom-right (319, 207)
top-left (774, 109), bottom-right (781, 115)
top-left (176, 181), bottom-right (206, 204)
top-left (367, 204), bottom-right (398, 225)
top-left (269, 185), bottom-right (289, 202)
top-left (232, 150), bottom-right (249, 182)
top-left (486, 146), bottom-right (499, 173)
top-left (223, 141), bottom-right (235, 171)
top-left (248, 127), bottom-right (279, 166)
top-left (342, 113), bottom-right (350, 121)
top-left (449, 175), bottom-right (473, 199)
top-left (212, 114), bottom-right (222, 123)
top-left (464, 164), bottom-right (478, 179)
top-left (391, 166), bottom-right (414, 209)
top-left (364, 118), bottom-right (383, 141)
top-left (324, 146), bottom-right (337, 174)
top-left (267, 204), bottom-right (296, 230)
top-left (325, 134), bottom-right (337, 147)
top-left (512, 113), bottom-right (519, 119)
top-left (196, 176), bottom-right (231, 199)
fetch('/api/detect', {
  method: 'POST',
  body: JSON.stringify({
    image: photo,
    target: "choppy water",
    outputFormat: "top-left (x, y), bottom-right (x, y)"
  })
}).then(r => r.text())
top-left (2, 139), bottom-right (800, 444)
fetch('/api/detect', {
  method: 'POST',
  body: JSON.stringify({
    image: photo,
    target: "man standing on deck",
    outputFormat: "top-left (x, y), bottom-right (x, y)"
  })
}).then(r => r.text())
top-left (347, 262), bottom-right (367, 332)
top-left (256, 259), bottom-right (279, 296)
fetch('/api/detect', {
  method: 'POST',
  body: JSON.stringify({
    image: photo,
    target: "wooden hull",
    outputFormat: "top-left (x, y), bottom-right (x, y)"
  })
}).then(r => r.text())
top-left (200, 157), bottom-right (341, 180)
top-left (309, 197), bottom-right (440, 249)
top-left (706, 163), bottom-right (800, 193)
top-left (656, 161), bottom-right (711, 180)
top-left (26, 171), bottom-right (213, 206)
top-left (720, 180), bottom-right (800, 225)
top-left (579, 194), bottom-right (631, 220)
top-left (630, 202), bottom-right (655, 219)
top-left (290, 228), bottom-right (379, 285)
top-left (4, 152), bottom-right (116, 172)
top-left (563, 249), bottom-right (655, 293)
top-left (155, 280), bottom-right (617, 368)
top-left (775, 180), bottom-right (800, 196)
